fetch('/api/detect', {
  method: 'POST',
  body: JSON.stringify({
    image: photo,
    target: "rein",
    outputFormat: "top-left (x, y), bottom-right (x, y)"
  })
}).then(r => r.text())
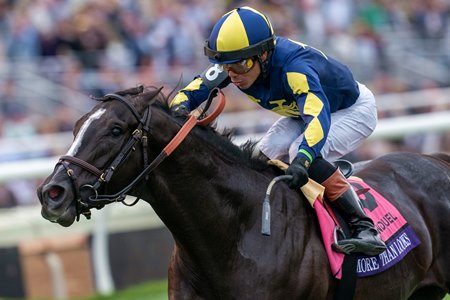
top-left (59, 88), bottom-right (225, 220)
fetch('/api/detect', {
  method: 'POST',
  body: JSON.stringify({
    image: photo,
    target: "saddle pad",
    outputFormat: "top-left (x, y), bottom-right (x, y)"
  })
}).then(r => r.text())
top-left (317, 177), bottom-right (421, 279)
top-left (349, 177), bottom-right (421, 277)
top-left (314, 199), bottom-right (345, 279)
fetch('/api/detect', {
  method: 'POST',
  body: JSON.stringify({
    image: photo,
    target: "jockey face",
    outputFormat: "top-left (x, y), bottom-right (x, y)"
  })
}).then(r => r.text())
top-left (225, 52), bottom-right (268, 90)
top-left (222, 59), bottom-right (255, 74)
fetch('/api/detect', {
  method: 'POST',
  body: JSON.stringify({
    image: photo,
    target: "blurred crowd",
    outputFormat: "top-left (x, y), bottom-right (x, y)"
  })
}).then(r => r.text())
top-left (0, 0), bottom-right (449, 207)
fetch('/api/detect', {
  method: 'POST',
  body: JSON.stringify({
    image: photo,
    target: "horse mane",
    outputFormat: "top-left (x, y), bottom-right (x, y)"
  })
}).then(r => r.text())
top-left (104, 85), bottom-right (271, 172)
top-left (427, 152), bottom-right (450, 168)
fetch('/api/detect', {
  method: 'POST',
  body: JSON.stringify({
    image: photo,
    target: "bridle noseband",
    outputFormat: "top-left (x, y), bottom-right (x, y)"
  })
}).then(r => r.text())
top-left (57, 88), bottom-right (225, 221)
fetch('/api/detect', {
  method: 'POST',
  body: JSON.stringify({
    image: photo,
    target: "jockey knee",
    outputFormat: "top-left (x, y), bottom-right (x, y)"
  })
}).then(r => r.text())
top-left (251, 141), bottom-right (270, 160)
top-left (309, 157), bottom-right (337, 183)
top-left (309, 157), bottom-right (349, 201)
top-left (261, 117), bottom-right (305, 163)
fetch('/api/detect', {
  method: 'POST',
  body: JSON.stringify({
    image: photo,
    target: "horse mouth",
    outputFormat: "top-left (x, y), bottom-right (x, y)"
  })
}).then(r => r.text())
top-left (39, 184), bottom-right (78, 227)
top-left (41, 204), bottom-right (77, 227)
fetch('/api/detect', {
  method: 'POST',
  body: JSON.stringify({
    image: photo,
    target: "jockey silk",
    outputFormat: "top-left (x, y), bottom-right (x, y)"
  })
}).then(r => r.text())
top-left (171, 37), bottom-right (361, 162)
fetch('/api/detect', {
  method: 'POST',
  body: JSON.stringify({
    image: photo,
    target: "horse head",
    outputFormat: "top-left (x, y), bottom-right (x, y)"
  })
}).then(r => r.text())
top-left (37, 86), bottom-right (165, 226)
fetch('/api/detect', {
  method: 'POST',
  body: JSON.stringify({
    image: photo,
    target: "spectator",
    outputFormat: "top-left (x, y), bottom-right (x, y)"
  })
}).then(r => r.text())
top-left (0, 184), bottom-right (17, 208)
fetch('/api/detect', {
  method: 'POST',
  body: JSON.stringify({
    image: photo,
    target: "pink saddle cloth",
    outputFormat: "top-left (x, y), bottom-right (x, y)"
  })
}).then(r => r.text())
top-left (316, 177), bottom-right (420, 279)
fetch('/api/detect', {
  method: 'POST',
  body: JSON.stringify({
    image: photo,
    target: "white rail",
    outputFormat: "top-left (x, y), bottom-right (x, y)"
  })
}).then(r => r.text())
top-left (1, 110), bottom-right (449, 184)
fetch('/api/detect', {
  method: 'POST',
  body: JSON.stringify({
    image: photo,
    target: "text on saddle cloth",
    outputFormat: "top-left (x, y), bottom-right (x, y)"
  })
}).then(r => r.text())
top-left (349, 177), bottom-right (421, 277)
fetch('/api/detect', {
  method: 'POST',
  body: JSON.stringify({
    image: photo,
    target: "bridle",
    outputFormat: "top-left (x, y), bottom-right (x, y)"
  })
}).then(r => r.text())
top-left (57, 88), bottom-right (225, 221)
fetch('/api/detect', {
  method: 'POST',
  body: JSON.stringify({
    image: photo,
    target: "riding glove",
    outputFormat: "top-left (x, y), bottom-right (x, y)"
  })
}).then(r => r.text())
top-left (170, 104), bottom-right (190, 117)
top-left (286, 155), bottom-right (310, 190)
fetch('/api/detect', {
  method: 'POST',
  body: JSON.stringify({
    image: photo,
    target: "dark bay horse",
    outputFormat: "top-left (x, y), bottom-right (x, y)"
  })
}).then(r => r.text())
top-left (37, 86), bottom-right (450, 299)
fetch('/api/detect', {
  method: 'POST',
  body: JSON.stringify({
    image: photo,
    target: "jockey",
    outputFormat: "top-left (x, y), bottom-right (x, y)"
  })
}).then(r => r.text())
top-left (170, 6), bottom-right (386, 256)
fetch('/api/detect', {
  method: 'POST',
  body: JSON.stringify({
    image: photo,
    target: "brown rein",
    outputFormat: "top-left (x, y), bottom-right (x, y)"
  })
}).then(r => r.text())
top-left (59, 88), bottom-right (225, 220)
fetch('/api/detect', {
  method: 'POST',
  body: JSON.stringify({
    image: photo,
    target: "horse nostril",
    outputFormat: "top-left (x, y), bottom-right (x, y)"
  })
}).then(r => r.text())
top-left (48, 186), bottom-right (64, 200)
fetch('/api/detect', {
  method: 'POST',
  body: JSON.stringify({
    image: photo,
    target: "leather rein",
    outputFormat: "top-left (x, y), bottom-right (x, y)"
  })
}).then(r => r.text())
top-left (58, 88), bottom-right (225, 221)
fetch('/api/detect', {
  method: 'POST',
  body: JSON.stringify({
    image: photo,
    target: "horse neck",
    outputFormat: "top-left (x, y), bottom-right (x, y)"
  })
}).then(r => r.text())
top-left (134, 113), bottom-right (318, 292)
top-left (152, 145), bottom-right (255, 244)
top-left (138, 115), bottom-right (266, 265)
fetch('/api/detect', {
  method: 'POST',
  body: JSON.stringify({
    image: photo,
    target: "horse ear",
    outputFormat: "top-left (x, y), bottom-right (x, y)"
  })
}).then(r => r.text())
top-left (144, 86), bottom-right (165, 105)
top-left (116, 85), bottom-right (145, 96)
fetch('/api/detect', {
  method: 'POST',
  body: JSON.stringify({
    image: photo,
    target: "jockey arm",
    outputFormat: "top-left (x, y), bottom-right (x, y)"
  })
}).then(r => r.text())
top-left (286, 69), bottom-right (331, 164)
top-left (170, 64), bottom-right (230, 112)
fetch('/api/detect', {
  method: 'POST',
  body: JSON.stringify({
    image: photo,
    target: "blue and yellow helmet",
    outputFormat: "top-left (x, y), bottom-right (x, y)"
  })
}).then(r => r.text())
top-left (204, 6), bottom-right (275, 64)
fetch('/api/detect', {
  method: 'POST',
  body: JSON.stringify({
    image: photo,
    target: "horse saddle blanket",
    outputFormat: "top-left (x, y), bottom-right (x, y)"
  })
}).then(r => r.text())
top-left (322, 177), bottom-right (421, 279)
top-left (266, 159), bottom-right (421, 279)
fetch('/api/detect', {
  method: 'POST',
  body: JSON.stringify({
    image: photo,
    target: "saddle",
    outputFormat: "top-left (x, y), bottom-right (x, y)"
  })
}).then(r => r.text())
top-left (267, 159), bottom-right (354, 207)
top-left (268, 159), bottom-right (354, 178)
top-left (333, 159), bottom-right (354, 178)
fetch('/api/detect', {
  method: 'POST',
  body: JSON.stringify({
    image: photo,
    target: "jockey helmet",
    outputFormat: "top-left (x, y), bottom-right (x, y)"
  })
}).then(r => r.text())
top-left (204, 6), bottom-right (275, 64)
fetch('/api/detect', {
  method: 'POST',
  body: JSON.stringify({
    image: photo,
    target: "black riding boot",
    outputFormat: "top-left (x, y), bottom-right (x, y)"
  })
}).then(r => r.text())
top-left (332, 188), bottom-right (386, 256)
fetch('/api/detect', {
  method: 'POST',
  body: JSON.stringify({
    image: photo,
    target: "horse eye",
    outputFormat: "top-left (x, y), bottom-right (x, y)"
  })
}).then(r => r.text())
top-left (111, 126), bottom-right (123, 136)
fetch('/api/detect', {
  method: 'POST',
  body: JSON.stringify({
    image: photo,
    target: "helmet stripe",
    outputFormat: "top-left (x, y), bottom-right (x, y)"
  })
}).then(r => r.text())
top-left (238, 8), bottom-right (273, 46)
top-left (242, 6), bottom-right (274, 35)
top-left (216, 10), bottom-right (249, 52)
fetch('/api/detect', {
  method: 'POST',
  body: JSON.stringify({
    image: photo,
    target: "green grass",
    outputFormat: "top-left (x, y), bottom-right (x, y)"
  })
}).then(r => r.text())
top-left (0, 280), bottom-right (168, 300)
top-left (82, 280), bottom-right (168, 300)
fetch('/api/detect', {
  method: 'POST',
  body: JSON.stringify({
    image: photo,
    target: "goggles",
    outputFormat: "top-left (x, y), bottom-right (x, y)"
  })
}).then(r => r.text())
top-left (219, 59), bottom-right (254, 74)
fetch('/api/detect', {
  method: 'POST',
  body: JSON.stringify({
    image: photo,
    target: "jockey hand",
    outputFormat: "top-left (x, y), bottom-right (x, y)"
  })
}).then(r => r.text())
top-left (171, 104), bottom-right (190, 118)
top-left (286, 155), bottom-right (310, 190)
top-left (208, 87), bottom-right (219, 100)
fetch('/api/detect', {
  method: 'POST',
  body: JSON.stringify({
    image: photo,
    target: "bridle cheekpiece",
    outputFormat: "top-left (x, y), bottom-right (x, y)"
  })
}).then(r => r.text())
top-left (57, 88), bottom-right (225, 221)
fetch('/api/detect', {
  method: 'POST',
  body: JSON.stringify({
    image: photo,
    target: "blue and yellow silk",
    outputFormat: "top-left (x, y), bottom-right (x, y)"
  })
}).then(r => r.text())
top-left (171, 37), bottom-right (360, 162)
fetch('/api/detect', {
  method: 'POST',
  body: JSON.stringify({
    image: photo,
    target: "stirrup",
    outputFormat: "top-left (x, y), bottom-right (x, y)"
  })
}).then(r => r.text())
top-left (333, 237), bottom-right (386, 256)
top-left (332, 242), bottom-right (356, 255)
top-left (332, 226), bottom-right (355, 254)
top-left (331, 226), bottom-right (386, 255)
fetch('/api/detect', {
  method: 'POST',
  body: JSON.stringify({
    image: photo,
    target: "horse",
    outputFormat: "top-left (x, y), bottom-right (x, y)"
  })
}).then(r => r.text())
top-left (37, 85), bottom-right (450, 299)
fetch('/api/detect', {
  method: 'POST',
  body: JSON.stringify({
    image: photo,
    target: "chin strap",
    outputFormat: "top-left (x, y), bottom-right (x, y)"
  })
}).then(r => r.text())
top-left (257, 50), bottom-right (273, 81)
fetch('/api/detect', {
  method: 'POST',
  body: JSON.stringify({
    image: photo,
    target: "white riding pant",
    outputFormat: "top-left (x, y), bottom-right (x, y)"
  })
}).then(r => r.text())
top-left (259, 82), bottom-right (377, 163)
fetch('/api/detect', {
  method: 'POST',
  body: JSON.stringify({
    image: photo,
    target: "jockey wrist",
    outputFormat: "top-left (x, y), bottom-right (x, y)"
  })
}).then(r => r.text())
top-left (297, 149), bottom-right (312, 169)
top-left (292, 155), bottom-right (310, 170)
top-left (171, 104), bottom-right (190, 117)
top-left (286, 155), bottom-right (310, 189)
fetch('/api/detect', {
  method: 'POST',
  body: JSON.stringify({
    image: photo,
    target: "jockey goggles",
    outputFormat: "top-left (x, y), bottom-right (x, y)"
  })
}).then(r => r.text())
top-left (219, 58), bottom-right (255, 74)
